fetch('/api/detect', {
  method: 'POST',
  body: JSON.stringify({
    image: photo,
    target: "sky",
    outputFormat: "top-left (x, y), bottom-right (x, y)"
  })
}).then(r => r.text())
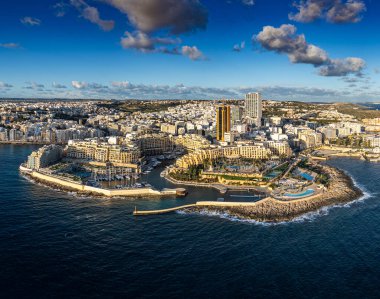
top-left (1, 0), bottom-right (380, 102)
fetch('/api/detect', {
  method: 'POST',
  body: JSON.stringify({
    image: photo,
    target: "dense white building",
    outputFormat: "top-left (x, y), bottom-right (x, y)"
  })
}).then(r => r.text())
top-left (245, 92), bottom-right (262, 127)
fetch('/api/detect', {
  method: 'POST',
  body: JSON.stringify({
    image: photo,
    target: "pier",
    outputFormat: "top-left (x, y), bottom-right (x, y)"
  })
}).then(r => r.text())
top-left (133, 204), bottom-right (197, 215)
top-left (133, 201), bottom-right (269, 216)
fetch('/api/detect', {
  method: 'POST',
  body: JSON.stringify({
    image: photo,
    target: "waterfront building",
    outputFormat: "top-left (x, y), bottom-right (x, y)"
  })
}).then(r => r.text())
top-left (245, 92), bottom-right (262, 127)
top-left (173, 134), bottom-right (211, 152)
top-left (0, 129), bottom-right (8, 141)
top-left (175, 145), bottom-right (272, 169)
top-left (66, 139), bottom-right (141, 165)
top-left (27, 145), bottom-right (63, 170)
top-left (9, 128), bottom-right (23, 141)
top-left (138, 134), bottom-right (174, 156)
top-left (365, 135), bottom-right (380, 148)
top-left (216, 105), bottom-right (231, 142)
top-left (320, 127), bottom-right (338, 140)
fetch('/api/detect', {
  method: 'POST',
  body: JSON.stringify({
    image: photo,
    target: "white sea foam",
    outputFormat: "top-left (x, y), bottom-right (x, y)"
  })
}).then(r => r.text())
top-left (177, 209), bottom-right (273, 226)
top-left (177, 169), bottom-right (375, 225)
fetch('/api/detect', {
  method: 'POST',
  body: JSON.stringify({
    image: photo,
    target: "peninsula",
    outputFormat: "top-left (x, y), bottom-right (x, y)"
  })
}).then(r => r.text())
top-left (10, 97), bottom-right (376, 222)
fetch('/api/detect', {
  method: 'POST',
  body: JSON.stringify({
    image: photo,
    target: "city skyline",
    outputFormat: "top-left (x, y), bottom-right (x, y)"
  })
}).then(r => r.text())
top-left (1, 0), bottom-right (380, 101)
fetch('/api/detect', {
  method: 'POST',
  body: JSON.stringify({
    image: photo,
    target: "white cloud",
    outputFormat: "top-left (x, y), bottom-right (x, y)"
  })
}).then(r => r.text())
top-left (0, 43), bottom-right (21, 49)
top-left (233, 41), bottom-right (245, 52)
top-left (181, 45), bottom-right (205, 60)
top-left (104, 0), bottom-right (208, 34)
top-left (70, 0), bottom-right (115, 31)
top-left (120, 31), bottom-right (180, 52)
top-left (23, 82), bottom-right (45, 91)
top-left (289, 0), bottom-right (366, 23)
top-left (71, 81), bottom-right (108, 89)
top-left (255, 24), bottom-right (329, 66)
top-left (255, 24), bottom-right (365, 76)
top-left (20, 17), bottom-right (41, 26)
top-left (71, 81), bottom-right (88, 89)
top-left (0, 82), bottom-right (13, 89)
top-left (53, 2), bottom-right (70, 17)
top-left (319, 57), bottom-right (366, 76)
top-left (52, 82), bottom-right (67, 89)
top-left (241, 0), bottom-right (255, 5)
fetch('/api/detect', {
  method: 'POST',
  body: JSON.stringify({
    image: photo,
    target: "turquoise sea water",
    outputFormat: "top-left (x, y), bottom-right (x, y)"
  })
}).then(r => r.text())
top-left (1, 144), bottom-right (380, 298)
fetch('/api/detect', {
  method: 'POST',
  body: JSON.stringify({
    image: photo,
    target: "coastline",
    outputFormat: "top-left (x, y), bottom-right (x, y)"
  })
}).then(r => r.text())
top-left (172, 164), bottom-right (363, 222)
top-left (20, 166), bottom-right (181, 198)
top-left (0, 141), bottom-right (51, 145)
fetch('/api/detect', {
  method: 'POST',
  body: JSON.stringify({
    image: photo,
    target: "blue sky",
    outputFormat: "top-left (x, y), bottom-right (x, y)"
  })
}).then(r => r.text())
top-left (0, 0), bottom-right (379, 101)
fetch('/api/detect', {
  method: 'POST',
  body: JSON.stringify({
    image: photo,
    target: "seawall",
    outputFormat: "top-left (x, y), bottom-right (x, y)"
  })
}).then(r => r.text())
top-left (136, 165), bottom-right (363, 222)
top-left (21, 167), bottom-right (177, 197)
top-left (189, 165), bottom-right (363, 222)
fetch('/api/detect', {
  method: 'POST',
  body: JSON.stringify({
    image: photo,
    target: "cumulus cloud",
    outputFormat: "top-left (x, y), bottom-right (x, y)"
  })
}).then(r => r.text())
top-left (241, 0), bottom-right (255, 5)
top-left (53, 2), bottom-right (70, 17)
top-left (289, 0), bottom-right (366, 23)
top-left (23, 82), bottom-right (45, 91)
top-left (181, 45), bottom-right (205, 60)
top-left (319, 57), bottom-right (365, 76)
top-left (255, 24), bottom-right (328, 66)
top-left (67, 80), bottom-right (379, 102)
top-left (120, 31), bottom-right (180, 52)
top-left (120, 31), bottom-right (202, 60)
top-left (71, 0), bottom-right (115, 31)
top-left (72, 81), bottom-right (88, 89)
top-left (12, 79), bottom-right (379, 102)
top-left (0, 43), bottom-right (21, 49)
top-left (52, 82), bottom-right (67, 89)
top-left (71, 81), bottom-right (108, 89)
top-left (110, 82), bottom-right (335, 99)
top-left (104, 0), bottom-right (208, 34)
top-left (233, 41), bottom-right (245, 52)
top-left (255, 24), bottom-right (365, 76)
top-left (93, 1), bottom-right (207, 60)
top-left (110, 81), bottom-right (240, 98)
top-left (0, 82), bottom-right (13, 89)
top-left (20, 17), bottom-right (41, 26)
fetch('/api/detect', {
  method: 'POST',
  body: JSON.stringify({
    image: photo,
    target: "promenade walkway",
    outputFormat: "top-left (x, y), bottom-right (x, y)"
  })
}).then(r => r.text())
top-left (133, 204), bottom-right (197, 215)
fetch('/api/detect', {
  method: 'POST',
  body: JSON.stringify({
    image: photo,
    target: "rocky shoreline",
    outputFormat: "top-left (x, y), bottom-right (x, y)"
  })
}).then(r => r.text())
top-left (184, 165), bottom-right (363, 223)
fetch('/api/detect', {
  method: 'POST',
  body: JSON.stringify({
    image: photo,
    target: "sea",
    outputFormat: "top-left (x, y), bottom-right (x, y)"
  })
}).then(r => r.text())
top-left (1, 144), bottom-right (380, 298)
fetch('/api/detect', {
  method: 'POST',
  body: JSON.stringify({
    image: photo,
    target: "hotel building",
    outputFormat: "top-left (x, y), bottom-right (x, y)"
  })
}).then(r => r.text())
top-left (245, 92), bottom-right (262, 127)
top-left (216, 105), bottom-right (231, 142)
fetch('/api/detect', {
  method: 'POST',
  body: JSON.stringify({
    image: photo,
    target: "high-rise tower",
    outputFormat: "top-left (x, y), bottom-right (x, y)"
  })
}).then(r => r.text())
top-left (245, 92), bottom-right (262, 126)
top-left (216, 105), bottom-right (231, 141)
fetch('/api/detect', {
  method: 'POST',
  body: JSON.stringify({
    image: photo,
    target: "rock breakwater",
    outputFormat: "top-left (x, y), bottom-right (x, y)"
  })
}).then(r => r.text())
top-left (186, 165), bottom-right (363, 222)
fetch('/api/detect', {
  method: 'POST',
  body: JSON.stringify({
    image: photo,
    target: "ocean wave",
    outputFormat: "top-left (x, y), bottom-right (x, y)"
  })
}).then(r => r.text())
top-left (177, 209), bottom-right (273, 226)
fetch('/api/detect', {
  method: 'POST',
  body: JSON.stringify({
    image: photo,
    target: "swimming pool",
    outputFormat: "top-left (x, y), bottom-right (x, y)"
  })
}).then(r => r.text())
top-left (300, 172), bottom-right (314, 181)
top-left (284, 189), bottom-right (315, 198)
